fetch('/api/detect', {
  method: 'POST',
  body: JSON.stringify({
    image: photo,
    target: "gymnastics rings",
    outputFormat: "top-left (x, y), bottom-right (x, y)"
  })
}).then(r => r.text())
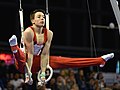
top-left (37, 65), bottom-right (53, 85)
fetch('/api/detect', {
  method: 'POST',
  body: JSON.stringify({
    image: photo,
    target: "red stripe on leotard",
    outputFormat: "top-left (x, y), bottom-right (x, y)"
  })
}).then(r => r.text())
top-left (29, 26), bottom-right (48, 44)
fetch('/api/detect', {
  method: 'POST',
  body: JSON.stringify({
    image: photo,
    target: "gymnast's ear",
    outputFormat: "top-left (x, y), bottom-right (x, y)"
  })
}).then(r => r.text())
top-left (31, 19), bottom-right (35, 24)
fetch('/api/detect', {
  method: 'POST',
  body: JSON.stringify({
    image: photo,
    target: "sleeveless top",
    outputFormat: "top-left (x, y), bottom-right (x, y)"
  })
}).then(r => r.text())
top-left (29, 26), bottom-right (48, 55)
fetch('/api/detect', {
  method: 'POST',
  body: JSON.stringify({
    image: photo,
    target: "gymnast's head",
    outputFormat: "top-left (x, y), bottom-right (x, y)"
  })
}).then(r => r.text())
top-left (30, 9), bottom-right (46, 27)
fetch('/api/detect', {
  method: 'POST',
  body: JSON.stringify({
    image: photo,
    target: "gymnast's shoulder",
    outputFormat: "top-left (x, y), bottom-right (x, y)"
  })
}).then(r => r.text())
top-left (47, 29), bottom-right (53, 37)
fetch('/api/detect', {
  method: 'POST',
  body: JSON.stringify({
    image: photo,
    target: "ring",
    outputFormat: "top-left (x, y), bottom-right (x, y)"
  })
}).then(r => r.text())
top-left (37, 65), bottom-right (53, 83)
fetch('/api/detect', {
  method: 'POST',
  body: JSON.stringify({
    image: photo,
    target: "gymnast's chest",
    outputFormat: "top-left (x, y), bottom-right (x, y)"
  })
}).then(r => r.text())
top-left (36, 33), bottom-right (44, 44)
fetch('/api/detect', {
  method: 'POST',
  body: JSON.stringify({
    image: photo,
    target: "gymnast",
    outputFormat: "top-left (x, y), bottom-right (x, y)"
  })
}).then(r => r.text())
top-left (9, 9), bottom-right (114, 85)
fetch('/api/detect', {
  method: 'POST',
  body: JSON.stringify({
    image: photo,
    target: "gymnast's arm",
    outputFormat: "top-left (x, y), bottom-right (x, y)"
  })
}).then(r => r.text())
top-left (40, 30), bottom-right (53, 72)
top-left (23, 28), bottom-right (34, 71)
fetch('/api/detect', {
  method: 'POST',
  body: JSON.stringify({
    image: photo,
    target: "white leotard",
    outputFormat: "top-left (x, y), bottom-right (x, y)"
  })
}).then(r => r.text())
top-left (34, 44), bottom-right (44, 55)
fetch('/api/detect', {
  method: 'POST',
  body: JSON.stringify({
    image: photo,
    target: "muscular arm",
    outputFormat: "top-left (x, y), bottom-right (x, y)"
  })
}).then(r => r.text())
top-left (40, 30), bottom-right (53, 72)
top-left (23, 28), bottom-right (34, 71)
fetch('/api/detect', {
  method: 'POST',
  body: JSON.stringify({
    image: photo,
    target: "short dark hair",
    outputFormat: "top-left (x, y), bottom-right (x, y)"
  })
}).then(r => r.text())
top-left (30, 9), bottom-right (45, 21)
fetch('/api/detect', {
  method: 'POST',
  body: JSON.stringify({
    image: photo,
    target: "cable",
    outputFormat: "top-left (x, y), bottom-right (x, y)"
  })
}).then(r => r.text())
top-left (86, 0), bottom-right (99, 72)
top-left (86, 0), bottom-right (97, 57)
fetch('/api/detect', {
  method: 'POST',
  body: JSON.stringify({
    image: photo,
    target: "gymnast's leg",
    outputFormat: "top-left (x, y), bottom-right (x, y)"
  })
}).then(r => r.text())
top-left (49, 53), bottom-right (114, 69)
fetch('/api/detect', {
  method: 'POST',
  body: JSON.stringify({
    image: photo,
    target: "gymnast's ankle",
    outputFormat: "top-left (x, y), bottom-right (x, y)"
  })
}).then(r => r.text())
top-left (101, 53), bottom-right (114, 62)
top-left (9, 35), bottom-right (18, 46)
top-left (100, 53), bottom-right (114, 67)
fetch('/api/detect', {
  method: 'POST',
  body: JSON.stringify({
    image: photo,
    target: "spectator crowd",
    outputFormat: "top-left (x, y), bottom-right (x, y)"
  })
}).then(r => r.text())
top-left (0, 60), bottom-right (120, 90)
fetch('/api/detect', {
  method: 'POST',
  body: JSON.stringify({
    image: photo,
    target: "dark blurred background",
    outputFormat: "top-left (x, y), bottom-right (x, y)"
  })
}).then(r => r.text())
top-left (0, 0), bottom-right (120, 72)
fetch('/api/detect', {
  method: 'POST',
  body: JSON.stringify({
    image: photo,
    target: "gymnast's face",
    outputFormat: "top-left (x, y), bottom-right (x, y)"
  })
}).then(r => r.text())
top-left (32, 12), bottom-right (45, 27)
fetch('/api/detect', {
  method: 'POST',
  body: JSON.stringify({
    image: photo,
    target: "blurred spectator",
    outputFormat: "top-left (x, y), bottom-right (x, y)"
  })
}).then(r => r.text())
top-left (56, 75), bottom-right (67, 90)
top-left (60, 69), bottom-right (69, 79)
top-left (70, 84), bottom-right (79, 90)
top-left (66, 69), bottom-right (79, 90)
top-left (9, 73), bottom-right (24, 90)
top-left (96, 72), bottom-right (105, 90)
top-left (37, 84), bottom-right (46, 90)
top-left (88, 78), bottom-right (96, 90)
top-left (0, 60), bottom-right (7, 89)
top-left (76, 69), bottom-right (87, 90)
top-left (49, 77), bottom-right (56, 90)
top-left (112, 82), bottom-right (120, 90)
top-left (6, 81), bottom-right (14, 90)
